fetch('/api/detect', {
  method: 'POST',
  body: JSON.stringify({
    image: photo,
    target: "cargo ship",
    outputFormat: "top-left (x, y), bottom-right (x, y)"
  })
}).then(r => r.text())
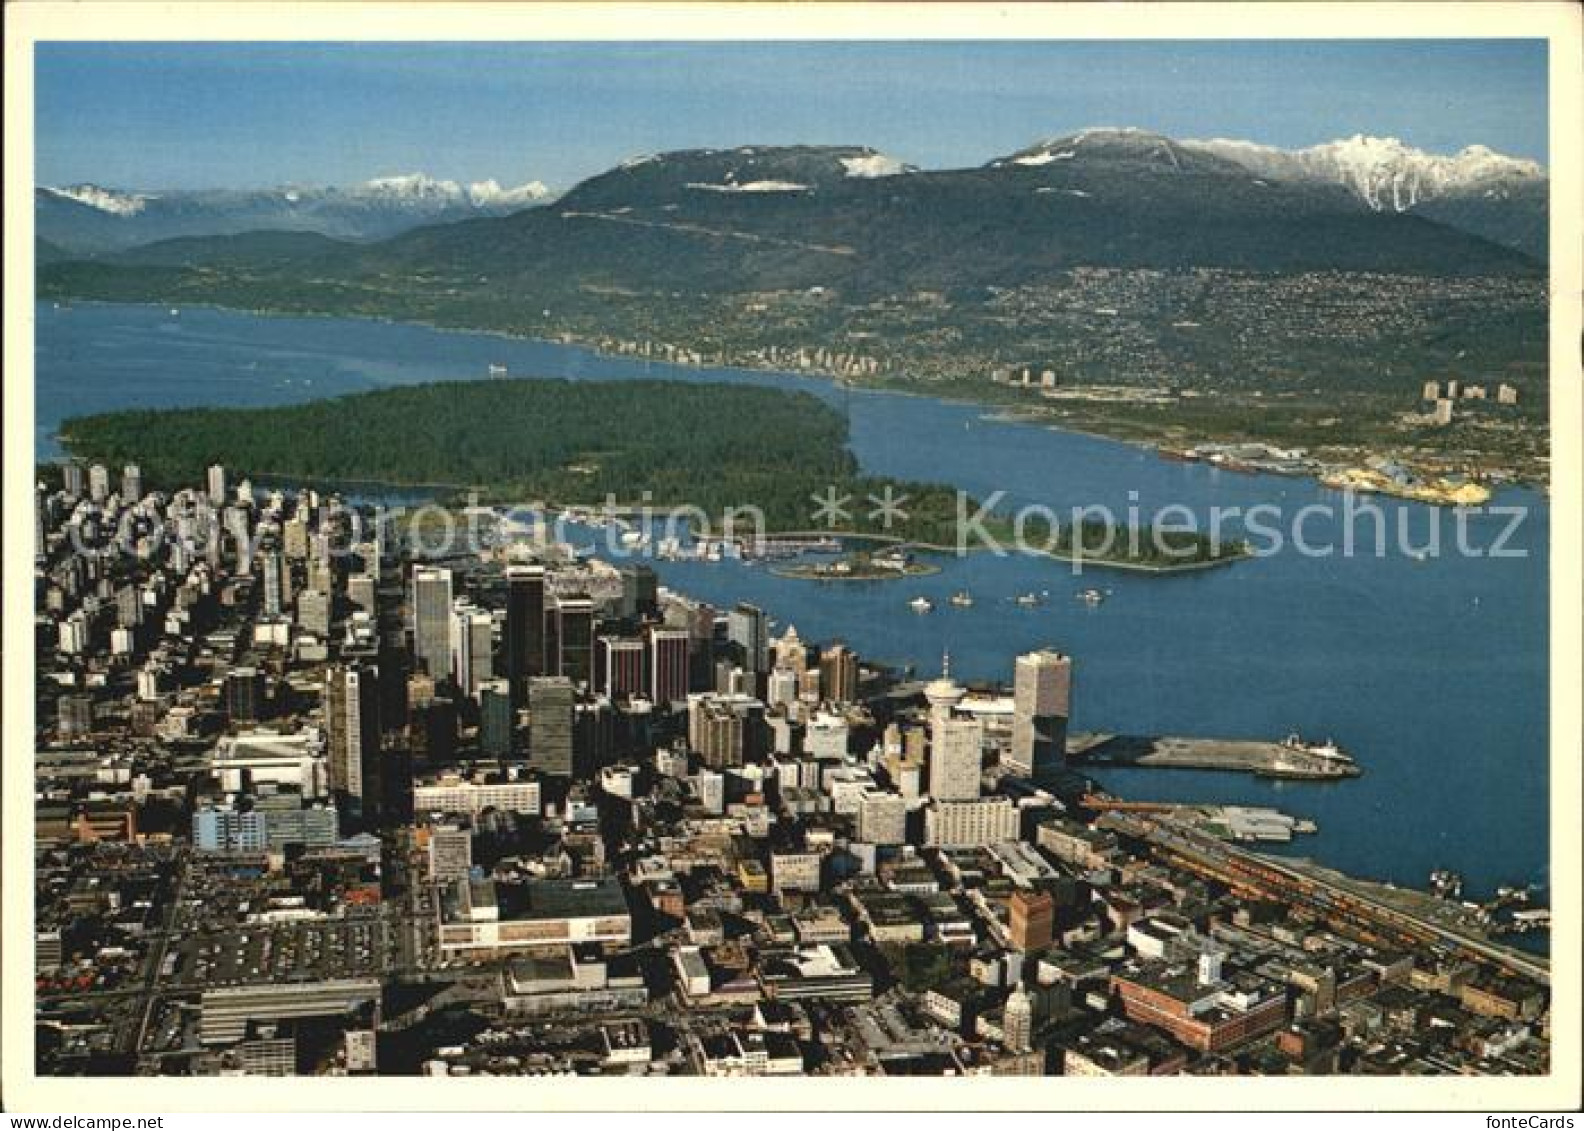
top-left (1280, 733), bottom-right (1355, 768)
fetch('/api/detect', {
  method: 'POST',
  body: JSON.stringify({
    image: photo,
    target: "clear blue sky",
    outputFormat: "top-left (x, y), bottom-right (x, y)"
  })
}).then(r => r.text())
top-left (35, 40), bottom-right (1548, 190)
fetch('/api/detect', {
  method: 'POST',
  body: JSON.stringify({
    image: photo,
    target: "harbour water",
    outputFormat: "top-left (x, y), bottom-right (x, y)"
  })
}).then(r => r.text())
top-left (35, 302), bottom-right (1550, 932)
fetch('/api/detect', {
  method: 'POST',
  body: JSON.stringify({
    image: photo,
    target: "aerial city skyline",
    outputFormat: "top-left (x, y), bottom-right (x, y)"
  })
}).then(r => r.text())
top-left (17, 17), bottom-right (1569, 1106)
top-left (30, 450), bottom-right (1551, 1079)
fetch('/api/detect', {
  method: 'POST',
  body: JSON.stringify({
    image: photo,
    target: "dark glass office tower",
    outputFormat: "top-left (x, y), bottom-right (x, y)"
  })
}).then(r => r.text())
top-left (505, 564), bottom-right (546, 706)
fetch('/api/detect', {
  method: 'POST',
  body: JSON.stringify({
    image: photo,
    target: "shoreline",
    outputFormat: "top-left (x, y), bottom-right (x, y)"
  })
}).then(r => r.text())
top-left (43, 298), bottom-right (1544, 506)
top-left (984, 406), bottom-right (1538, 506)
top-left (43, 448), bottom-right (1247, 574)
top-left (46, 307), bottom-right (1248, 575)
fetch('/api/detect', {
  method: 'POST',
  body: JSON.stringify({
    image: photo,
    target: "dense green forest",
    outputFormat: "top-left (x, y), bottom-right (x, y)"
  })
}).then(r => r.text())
top-left (60, 377), bottom-right (1238, 566)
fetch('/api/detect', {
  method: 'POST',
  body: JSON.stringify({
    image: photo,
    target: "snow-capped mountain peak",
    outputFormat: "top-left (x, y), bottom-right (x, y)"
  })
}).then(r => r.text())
top-left (361, 172), bottom-right (454, 199)
top-left (463, 178), bottom-right (552, 208)
top-left (37, 172), bottom-right (558, 254)
top-left (990, 128), bottom-right (1214, 173)
top-left (43, 184), bottom-right (153, 216)
top-left (359, 172), bottom-right (551, 209)
top-left (1182, 133), bottom-right (1545, 212)
top-left (840, 152), bottom-right (914, 178)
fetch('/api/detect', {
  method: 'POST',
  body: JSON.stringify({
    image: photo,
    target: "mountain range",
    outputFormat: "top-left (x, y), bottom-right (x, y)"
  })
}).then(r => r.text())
top-left (37, 128), bottom-right (1548, 472)
top-left (983, 128), bottom-right (1546, 261)
top-left (35, 173), bottom-right (555, 254)
top-left (1179, 132), bottom-right (1547, 259)
top-left (402, 134), bottom-right (1527, 291)
top-left (36, 130), bottom-right (1547, 267)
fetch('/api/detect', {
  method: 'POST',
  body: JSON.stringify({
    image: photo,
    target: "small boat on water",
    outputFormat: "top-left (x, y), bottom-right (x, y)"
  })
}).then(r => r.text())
top-left (949, 591), bottom-right (974, 608)
top-left (488, 363), bottom-right (509, 377)
top-left (1014, 592), bottom-right (1041, 607)
top-left (1078, 588), bottom-right (1106, 605)
top-left (908, 596), bottom-right (934, 614)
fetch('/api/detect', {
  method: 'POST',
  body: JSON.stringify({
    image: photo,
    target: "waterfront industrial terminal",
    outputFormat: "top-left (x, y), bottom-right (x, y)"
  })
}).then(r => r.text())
top-left (1068, 733), bottom-right (1363, 781)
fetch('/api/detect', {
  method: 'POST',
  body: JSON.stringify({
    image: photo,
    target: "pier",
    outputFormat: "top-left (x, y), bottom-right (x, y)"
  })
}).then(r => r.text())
top-left (1068, 732), bottom-right (1361, 780)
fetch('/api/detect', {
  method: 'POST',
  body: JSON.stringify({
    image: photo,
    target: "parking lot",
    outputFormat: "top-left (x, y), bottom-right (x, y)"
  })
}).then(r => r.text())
top-left (170, 915), bottom-right (404, 988)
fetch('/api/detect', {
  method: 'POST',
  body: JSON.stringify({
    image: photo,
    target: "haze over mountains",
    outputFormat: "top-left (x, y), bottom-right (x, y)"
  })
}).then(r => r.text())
top-left (35, 173), bottom-right (555, 254)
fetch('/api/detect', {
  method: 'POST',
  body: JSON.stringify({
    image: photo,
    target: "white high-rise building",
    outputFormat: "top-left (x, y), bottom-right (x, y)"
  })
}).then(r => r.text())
top-left (766, 668), bottom-right (800, 709)
top-left (413, 775), bottom-right (540, 817)
top-left (207, 464), bottom-right (228, 506)
top-left (806, 712), bottom-right (849, 760)
top-left (283, 515), bottom-right (310, 560)
top-left (774, 625), bottom-right (808, 674)
top-left (925, 657), bottom-right (981, 800)
top-left (1004, 985), bottom-right (1033, 1051)
top-left (58, 612), bottom-right (89, 655)
top-left (695, 768), bottom-right (725, 814)
top-left (450, 603), bottom-right (494, 698)
top-left (924, 796), bottom-right (1018, 847)
top-left (931, 717), bottom-right (983, 800)
top-left (262, 551), bottom-right (287, 618)
top-left (411, 566), bottom-right (454, 683)
top-left (857, 789), bottom-right (908, 846)
top-left (427, 823), bottom-right (473, 881)
top-left (137, 666), bottom-right (165, 701)
top-left (297, 588), bottom-right (332, 637)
